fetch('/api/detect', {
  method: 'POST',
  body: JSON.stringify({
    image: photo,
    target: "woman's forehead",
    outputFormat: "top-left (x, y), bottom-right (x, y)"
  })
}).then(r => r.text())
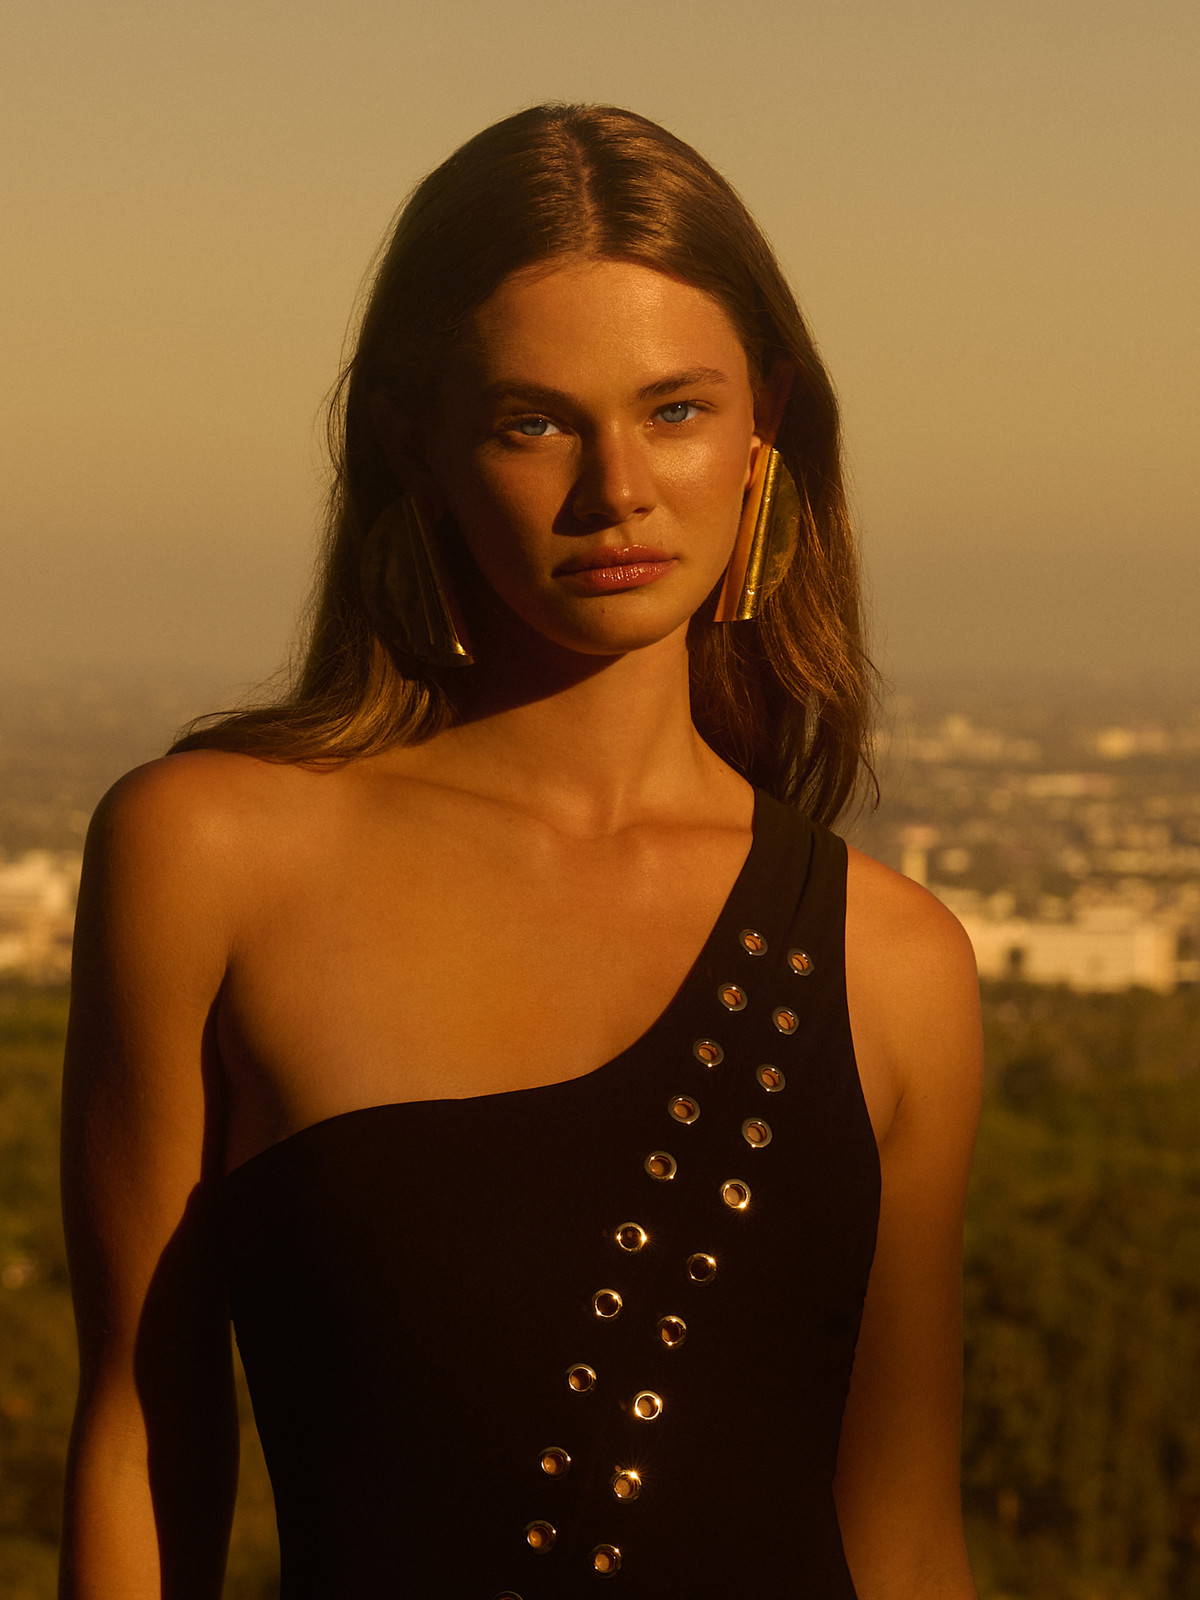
top-left (450, 257), bottom-right (751, 395)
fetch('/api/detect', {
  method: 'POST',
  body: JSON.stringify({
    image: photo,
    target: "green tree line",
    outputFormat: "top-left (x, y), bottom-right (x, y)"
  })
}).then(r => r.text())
top-left (3, 979), bottom-right (1200, 1598)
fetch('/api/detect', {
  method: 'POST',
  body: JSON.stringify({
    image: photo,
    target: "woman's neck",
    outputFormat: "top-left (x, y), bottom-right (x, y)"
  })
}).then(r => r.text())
top-left (397, 621), bottom-right (739, 837)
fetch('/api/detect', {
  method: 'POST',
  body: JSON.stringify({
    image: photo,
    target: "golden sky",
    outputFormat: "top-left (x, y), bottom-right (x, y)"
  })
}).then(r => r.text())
top-left (2, 0), bottom-right (1196, 687)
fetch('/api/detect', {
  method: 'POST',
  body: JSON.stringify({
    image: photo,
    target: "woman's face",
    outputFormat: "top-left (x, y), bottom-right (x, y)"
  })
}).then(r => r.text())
top-left (420, 256), bottom-right (762, 658)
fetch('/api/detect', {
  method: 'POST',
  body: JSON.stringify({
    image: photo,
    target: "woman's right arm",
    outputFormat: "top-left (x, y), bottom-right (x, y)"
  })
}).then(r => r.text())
top-left (59, 756), bottom-right (243, 1600)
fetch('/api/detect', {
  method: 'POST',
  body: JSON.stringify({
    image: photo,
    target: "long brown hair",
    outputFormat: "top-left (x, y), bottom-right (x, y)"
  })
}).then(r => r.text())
top-left (173, 103), bottom-right (878, 823)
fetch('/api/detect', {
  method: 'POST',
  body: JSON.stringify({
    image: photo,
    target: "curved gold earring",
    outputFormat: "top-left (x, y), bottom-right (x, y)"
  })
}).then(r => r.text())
top-left (360, 496), bottom-right (474, 665)
top-left (713, 447), bottom-right (803, 622)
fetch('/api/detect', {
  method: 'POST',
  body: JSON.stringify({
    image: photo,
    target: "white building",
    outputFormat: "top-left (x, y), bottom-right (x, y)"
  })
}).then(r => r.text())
top-left (957, 905), bottom-right (1179, 994)
top-left (0, 851), bottom-right (82, 979)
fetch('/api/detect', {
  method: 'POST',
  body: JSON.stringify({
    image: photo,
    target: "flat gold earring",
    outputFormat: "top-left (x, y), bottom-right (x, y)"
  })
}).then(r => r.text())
top-left (713, 447), bottom-right (803, 622)
top-left (360, 496), bottom-right (474, 664)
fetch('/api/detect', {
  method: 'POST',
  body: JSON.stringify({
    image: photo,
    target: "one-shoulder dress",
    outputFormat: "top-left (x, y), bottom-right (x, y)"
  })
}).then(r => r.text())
top-left (219, 791), bottom-right (881, 1598)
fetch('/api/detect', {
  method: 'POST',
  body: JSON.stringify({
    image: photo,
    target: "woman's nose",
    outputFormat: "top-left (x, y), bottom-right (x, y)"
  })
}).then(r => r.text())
top-left (569, 429), bottom-right (656, 528)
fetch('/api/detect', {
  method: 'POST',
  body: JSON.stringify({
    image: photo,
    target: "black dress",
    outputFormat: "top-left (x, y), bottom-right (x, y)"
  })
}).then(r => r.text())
top-left (219, 791), bottom-right (880, 1598)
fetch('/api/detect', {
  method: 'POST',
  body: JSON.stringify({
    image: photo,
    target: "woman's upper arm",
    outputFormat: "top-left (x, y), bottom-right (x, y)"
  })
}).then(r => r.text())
top-left (64, 755), bottom-right (238, 1372)
top-left (836, 846), bottom-right (983, 1600)
top-left (61, 754), bottom-right (248, 1596)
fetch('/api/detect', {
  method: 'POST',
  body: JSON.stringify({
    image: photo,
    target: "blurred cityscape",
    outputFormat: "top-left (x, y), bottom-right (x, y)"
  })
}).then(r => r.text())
top-left (3, 666), bottom-right (1200, 992)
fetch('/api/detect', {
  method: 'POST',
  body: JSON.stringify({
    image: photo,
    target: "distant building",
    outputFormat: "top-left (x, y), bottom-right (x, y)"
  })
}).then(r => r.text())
top-left (0, 851), bottom-right (81, 980)
top-left (957, 905), bottom-right (1179, 994)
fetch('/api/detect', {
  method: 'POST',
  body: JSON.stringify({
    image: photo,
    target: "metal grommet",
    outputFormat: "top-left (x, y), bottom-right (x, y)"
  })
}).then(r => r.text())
top-left (720, 1179), bottom-right (751, 1211)
top-left (614, 1222), bottom-right (648, 1253)
top-left (632, 1389), bottom-right (664, 1420)
top-left (566, 1363), bottom-right (597, 1393)
top-left (718, 982), bottom-right (748, 1011)
top-left (540, 1447), bottom-right (571, 1477)
top-left (591, 1544), bottom-right (622, 1574)
top-left (756, 1064), bottom-right (786, 1092)
top-left (788, 948), bottom-right (815, 976)
top-left (686, 1252), bottom-right (717, 1284)
top-left (644, 1150), bottom-right (677, 1181)
top-left (693, 1037), bottom-right (724, 1067)
top-left (742, 1118), bottom-right (773, 1149)
top-left (657, 1314), bottom-right (687, 1348)
top-left (668, 1094), bottom-right (699, 1125)
top-left (495, 1593), bottom-right (524, 1599)
top-left (593, 1288), bottom-right (623, 1320)
top-left (611, 1468), bottom-right (642, 1501)
top-left (772, 1006), bottom-right (799, 1035)
top-left (524, 1520), bottom-right (556, 1552)
top-left (739, 928), bottom-right (768, 956)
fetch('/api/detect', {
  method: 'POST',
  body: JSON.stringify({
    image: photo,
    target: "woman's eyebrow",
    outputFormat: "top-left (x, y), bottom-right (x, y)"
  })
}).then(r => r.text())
top-left (479, 367), bottom-right (733, 409)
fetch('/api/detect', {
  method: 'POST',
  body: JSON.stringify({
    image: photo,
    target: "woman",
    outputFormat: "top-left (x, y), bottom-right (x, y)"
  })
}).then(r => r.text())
top-left (60, 104), bottom-right (982, 1598)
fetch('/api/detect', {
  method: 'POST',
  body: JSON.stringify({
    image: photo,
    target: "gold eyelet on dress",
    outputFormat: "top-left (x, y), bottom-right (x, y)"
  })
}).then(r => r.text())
top-left (524, 1520), bottom-right (556, 1552)
top-left (566, 1363), bottom-right (597, 1393)
top-left (614, 1222), bottom-right (648, 1252)
top-left (772, 1006), bottom-right (799, 1035)
top-left (611, 1467), bottom-right (642, 1501)
top-left (739, 928), bottom-right (768, 955)
top-left (632, 1390), bottom-right (664, 1420)
top-left (788, 948), bottom-right (815, 976)
top-left (718, 982), bottom-right (748, 1011)
top-left (668, 1094), bottom-right (700, 1124)
top-left (657, 1314), bottom-right (687, 1348)
top-left (494, 1592), bottom-right (524, 1599)
top-left (742, 1118), bottom-right (773, 1148)
top-left (693, 1037), bottom-right (724, 1066)
top-left (644, 1150), bottom-right (677, 1181)
top-left (539, 1447), bottom-right (571, 1476)
top-left (720, 1179), bottom-right (751, 1211)
top-left (591, 1544), bottom-right (622, 1574)
top-left (756, 1064), bottom-right (786, 1092)
top-left (593, 1288), bottom-right (623, 1320)
top-left (686, 1252), bottom-right (717, 1284)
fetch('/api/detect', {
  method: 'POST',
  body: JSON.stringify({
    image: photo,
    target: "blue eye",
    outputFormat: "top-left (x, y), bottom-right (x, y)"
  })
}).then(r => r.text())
top-left (516, 417), bottom-right (558, 436)
top-left (658, 402), bottom-right (697, 424)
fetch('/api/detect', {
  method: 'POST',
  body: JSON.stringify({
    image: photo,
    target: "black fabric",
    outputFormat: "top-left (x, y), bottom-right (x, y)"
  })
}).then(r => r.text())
top-left (219, 791), bottom-right (880, 1598)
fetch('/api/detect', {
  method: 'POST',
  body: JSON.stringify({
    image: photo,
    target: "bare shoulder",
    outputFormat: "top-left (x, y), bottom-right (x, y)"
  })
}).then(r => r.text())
top-left (843, 845), bottom-right (982, 1137)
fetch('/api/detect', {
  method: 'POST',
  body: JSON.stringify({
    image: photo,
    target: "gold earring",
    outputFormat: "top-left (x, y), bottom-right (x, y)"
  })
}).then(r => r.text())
top-left (360, 496), bottom-right (474, 664)
top-left (712, 446), bottom-right (803, 622)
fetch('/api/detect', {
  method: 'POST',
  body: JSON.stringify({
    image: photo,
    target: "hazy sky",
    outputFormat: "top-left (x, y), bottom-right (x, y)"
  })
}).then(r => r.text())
top-left (3, 0), bottom-right (1197, 693)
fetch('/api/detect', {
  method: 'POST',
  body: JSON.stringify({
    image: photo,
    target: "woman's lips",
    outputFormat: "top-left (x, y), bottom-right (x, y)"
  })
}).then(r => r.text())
top-left (554, 546), bottom-right (677, 593)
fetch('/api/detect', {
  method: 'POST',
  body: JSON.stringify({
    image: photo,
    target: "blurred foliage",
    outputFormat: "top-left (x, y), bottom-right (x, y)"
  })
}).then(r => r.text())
top-left (2, 978), bottom-right (1200, 1596)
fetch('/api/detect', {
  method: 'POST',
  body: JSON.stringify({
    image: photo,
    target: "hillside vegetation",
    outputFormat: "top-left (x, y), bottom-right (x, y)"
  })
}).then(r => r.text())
top-left (3, 980), bottom-right (1200, 1597)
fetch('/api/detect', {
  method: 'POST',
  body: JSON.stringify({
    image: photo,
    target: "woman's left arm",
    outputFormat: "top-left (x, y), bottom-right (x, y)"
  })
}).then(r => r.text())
top-left (835, 846), bottom-right (984, 1600)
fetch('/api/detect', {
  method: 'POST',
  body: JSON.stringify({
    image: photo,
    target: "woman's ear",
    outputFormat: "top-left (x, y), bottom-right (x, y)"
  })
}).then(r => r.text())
top-left (369, 394), bottom-right (448, 521)
top-left (750, 360), bottom-right (796, 458)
